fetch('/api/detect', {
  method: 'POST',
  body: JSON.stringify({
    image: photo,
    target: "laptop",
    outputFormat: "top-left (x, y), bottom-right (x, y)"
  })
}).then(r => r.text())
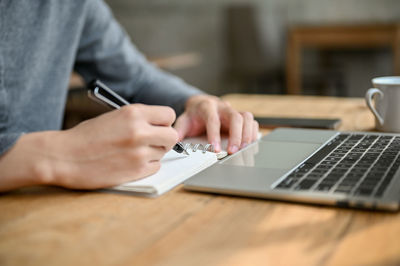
top-left (184, 128), bottom-right (400, 211)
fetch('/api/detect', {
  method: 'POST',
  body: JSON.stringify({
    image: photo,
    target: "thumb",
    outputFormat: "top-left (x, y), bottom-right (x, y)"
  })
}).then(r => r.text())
top-left (174, 113), bottom-right (191, 141)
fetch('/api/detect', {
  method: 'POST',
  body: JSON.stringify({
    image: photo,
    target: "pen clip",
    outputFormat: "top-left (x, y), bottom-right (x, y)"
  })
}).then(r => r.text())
top-left (87, 79), bottom-right (130, 109)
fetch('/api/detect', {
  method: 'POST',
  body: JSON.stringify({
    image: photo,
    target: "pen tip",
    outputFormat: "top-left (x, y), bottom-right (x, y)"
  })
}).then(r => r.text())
top-left (183, 149), bottom-right (190, 156)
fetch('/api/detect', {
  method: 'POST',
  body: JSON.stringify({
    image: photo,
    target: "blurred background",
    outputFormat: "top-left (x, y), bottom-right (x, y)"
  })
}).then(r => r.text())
top-left (65, 0), bottom-right (400, 127)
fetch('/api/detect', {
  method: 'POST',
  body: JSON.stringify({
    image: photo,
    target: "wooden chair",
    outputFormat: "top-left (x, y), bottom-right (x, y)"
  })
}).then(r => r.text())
top-left (286, 24), bottom-right (400, 94)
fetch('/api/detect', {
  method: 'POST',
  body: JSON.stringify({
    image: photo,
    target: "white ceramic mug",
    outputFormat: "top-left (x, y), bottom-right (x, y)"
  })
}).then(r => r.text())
top-left (365, 76), bottom-right (400, 133)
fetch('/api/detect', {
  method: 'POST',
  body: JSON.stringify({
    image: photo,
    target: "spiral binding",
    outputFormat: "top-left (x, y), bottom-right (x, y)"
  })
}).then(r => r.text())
top-left (182, 143), bottom-right (214, 153)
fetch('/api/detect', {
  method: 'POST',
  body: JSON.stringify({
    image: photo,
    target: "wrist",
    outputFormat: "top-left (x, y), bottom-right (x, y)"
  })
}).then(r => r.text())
top-left (185, 94), bottom-right (218, 110)
top-left (27, 132), bottom-right (57, 186)
top-left (0, 131), bottom-right (57, 191)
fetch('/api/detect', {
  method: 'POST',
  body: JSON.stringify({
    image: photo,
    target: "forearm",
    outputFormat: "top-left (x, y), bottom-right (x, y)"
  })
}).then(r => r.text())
top-left (131, 65), bottom-right (203, 115)
top-left (73, 0), bottom-right (203, 116)
top-left (0, 132), bottom-right (54, 192)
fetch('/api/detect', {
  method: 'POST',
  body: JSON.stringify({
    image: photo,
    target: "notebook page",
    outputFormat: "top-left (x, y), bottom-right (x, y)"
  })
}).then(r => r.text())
top-left (112, 149), bottom-right (217, 196)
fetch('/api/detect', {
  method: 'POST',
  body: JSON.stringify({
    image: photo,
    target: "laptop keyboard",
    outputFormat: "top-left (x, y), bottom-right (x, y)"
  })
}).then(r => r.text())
top-left (275, 133), bottom-right (400, 197)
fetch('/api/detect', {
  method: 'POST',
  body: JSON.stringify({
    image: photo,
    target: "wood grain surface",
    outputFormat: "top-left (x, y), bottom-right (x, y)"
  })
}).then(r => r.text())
top-left (1, 94), bottom-right (399, 266)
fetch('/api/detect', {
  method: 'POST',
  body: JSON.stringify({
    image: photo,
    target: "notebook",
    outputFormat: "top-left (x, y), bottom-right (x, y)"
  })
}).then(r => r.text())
top-left (111, 138), bottom-right (225, 196)
top-left (110, 133), bottom-right (261, 196)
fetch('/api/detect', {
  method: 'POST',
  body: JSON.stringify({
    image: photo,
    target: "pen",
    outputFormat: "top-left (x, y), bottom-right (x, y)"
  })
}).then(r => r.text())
top-left (87, 79), bottom-right (190, 156)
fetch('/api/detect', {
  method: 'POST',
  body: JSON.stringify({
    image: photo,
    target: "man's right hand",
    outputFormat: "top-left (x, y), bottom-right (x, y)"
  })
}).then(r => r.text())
top-left (0, 104), bottom-right (178, 191)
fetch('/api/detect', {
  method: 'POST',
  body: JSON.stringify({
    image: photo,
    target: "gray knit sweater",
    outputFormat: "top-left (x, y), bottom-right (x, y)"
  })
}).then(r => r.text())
top-left (0, 0), bottom-right (202, 155)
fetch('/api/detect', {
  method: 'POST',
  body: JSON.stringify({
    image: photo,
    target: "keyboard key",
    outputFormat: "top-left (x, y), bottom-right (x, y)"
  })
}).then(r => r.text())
top-left (340, 179), bottom-right (358, 186)
top-left (304, 176), bottom-right (319, 181)
top-left (324, 177), bottom-right (341, 184)
top-left (296, 179), bottom-right (317, 190)
top-left (364, 176), bottom-right (381, 183)
top-left (305, 141), bottom-right (342, 165)
top-left (276, 175), bottom-right (299, 189)
top-left (355, 187), bottom-right (374, 196)
top-left (330, 169), bottom-right (347, 175)
top-left (316, 183), bottom-right (334, 191)
top-left (335, 185), bottom-right (353, 194)
top-left (326, 172), bottom-right (342, 178)
top-left (350, 134), bottom-right (364, 140)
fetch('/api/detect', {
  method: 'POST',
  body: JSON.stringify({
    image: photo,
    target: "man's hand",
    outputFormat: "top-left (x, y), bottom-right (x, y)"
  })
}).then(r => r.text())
top-left (174, 95), bottom-right (259, 154)
top-left (0, 104), bottom-right (178, 191)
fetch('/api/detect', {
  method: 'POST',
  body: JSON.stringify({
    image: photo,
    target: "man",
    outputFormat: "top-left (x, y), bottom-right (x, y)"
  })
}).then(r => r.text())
top-left (0, 0), bottom-right (258, 191)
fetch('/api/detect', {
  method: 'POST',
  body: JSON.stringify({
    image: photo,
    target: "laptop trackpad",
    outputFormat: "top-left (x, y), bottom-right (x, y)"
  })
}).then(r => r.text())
top-left (185, 141), bottom-right (323, 192)
top-left (222, 140), bottom-right (322, 170)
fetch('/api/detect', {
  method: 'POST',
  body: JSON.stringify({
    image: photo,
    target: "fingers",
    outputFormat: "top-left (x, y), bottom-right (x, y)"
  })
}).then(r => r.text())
top-left (144, 161), bottom-right (162, 176)
top-left (147, 106), bottom-right (176, 126)
top-left (121, 104), bottom-right (176, 126)
top-left (219, 105), bottom-right (257, 154)
top-left (123, 123), bottom-right (178, 151)
top-left (240, 112), bottom-right (254, 149)
top-left (205, 112), bottom-right (221, 152)
top-left (174, 113), bottom-right (191, 141)
top-left (147, 146), bottom-right (170, 161)
top-left (119, 104), bottom-right (178, 150)
top-left (144, 126), bottom-right (179, 149)
top-left (253, 120), bottom-right (259, 141)
top-left (128, 145), bottom-right (167, 163)
top-left (227, 111), bottom-right (243, 154)
top-left (198, 99), bottom-right (221, 152)
top-left (130, 159), bottom-right (162, 182)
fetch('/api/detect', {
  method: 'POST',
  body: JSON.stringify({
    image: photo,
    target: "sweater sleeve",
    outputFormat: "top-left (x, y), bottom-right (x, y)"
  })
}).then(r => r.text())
top-left (74, 0), bottom-right (203, 115)
top-left (0, 133), bottom-right (23, 156)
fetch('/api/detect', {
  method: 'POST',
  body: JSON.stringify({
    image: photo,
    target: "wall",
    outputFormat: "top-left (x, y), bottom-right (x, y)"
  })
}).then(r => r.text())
top-left (105, 0), bottom-right (400, 96)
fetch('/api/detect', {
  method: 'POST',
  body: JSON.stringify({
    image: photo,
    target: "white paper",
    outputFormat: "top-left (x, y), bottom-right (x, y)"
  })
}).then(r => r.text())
top-left (112, 149), bottom-right (217, 196)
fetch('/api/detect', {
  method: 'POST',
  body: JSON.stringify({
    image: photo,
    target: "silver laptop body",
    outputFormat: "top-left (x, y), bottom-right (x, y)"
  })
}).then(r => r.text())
top-left (184, 128), bottom-right (400, 211)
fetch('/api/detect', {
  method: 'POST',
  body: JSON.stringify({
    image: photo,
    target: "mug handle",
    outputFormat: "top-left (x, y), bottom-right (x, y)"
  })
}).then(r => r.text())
top-left (365, 88), bottom-right (384, 126)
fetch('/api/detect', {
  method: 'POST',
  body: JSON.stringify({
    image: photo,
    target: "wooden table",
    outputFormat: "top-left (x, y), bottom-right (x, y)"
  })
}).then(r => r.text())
top-left (1, 94), bottom-right (399, 266)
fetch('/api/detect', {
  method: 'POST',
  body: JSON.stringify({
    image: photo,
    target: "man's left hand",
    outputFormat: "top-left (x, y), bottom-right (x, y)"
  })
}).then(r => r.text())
top-left (174, 95), bottom-right (259, 154)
